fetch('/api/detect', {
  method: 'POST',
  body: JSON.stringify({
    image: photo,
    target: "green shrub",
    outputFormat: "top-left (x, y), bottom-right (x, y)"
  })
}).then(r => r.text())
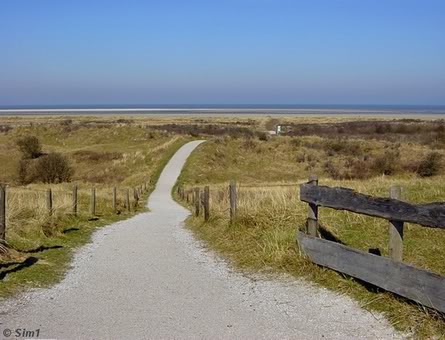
top-left (34, 153), bottom-right (73, 183)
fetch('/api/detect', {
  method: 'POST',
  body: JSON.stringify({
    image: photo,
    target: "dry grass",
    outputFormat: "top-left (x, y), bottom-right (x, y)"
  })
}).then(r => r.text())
top-left (0, 116), bottom-right (193, 296)
top-left (179, 179), bottom-right (445, 337)
top-left (177, 123), bottom-right (445, 338)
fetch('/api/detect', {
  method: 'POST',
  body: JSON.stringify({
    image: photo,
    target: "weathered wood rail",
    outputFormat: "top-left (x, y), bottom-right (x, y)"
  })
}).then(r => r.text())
top-left (298, 176), bottom-right (445, 314)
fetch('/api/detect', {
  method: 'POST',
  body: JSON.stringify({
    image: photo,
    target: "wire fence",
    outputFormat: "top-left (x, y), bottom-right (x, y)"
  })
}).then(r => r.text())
top-left (0, 181), bottom-right (152, 242)
top-left (177, 181), bottom-right (302, 223)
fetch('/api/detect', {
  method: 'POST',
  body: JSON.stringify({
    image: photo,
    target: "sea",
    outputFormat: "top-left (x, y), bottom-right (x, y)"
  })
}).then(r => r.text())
top-left (0, 104), bottom-right (445, 116)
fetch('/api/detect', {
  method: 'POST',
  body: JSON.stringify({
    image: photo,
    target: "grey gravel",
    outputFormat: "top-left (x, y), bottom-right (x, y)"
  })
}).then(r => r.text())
top-left (0, 140), bottom-right (402, 339)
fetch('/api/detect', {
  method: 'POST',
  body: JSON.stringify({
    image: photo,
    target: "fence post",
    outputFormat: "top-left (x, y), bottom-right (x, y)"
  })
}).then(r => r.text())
top-left (134, 188), bottom-right (139, 208)
top-left (0, 185), bottom-right (5, 241)
top-left (389, 186), bottom-right (404, 261)
top-left (204, 186), bottom-right (210, 222)
top-left (307, 176), bottom-right (318, 237)
top-left (112, 187), bottom-right (117, 213)
top-left (46, 188), bottom-right (53, 216)
top-left (229, 180), bottom-right (237, 223)
top-left (72, 185), bottom-right (78, 216)
top-left (194, 188), bottom-right (200, 216)
top-left (126, 189), bottom-right (131, 212)
top-left (90, 188), bottom-right (96, 216)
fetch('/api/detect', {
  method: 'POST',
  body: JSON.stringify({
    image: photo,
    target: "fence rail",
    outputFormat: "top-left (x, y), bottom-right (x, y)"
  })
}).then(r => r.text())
top-left (298, 176), bottom-right (445, 314)
top-left (177, 178), bottom-right (445, 314)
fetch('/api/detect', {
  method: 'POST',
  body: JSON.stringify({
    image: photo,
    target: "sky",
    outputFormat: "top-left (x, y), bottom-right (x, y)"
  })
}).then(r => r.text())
top-left (0, 0), bottom-right (444, 107)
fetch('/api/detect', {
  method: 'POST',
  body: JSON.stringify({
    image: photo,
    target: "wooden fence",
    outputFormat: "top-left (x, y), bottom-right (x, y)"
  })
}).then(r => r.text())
top-left (298, 176), bottom-right (445, 314)
top-left (0, 182), bottom-right (150, 243)
top-left (178, 178), bottom-right (445, 314)
top-left (177, 181), bottom-right (238, 224)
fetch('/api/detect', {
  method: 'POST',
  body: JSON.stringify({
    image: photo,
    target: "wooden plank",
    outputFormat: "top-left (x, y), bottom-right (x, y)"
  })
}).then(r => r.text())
top-left (389, 186), bottom-right (404, 261)
top-left (300, 184), bottom-right (445, 229)
top-left (297, 231), bottom-right (445, 313)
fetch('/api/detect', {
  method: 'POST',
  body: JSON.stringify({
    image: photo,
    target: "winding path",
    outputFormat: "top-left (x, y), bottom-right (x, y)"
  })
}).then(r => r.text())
top-left (1, 141), bottom-right (400, 339)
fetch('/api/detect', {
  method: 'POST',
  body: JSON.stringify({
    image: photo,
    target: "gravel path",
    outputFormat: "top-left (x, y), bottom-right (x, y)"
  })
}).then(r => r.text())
top-left (1, 141), bottom-right (401, 339)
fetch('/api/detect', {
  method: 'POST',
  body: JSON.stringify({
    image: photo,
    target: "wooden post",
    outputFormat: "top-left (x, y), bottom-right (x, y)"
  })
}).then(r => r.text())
top-left (112, 187), bottom-right (117, 213)
top-left (306, 176), bottom-right (318, 237)
top-left (389, 186), bottom-right (404, 261)
top-left (204, 186), bottom-right (210, 222)
top-left (126, 189), bottom-right (130, 212)
top-left (134, 188), bottom-right (139, 208)
top-left (72, 185), bottom-right (78, 216)
top-left (229, 180), bottom-right (237, 223)
top-left (194, 187), bottom-right (200, 216)
top-left (0, 185), bottom-right (5, 241)
top-left (46, 188), bottom-right (53, 216)
top-left (90, 188), bottom-right (96, 216)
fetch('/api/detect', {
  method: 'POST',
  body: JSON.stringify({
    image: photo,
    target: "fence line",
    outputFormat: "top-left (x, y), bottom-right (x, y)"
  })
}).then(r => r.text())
top-left (177, 178), bottom-right (445, 314)
top-left (0, 181), bottom-right (151, 242)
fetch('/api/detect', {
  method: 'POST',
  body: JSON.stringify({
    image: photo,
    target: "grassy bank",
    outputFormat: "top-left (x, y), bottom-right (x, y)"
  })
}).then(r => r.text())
top-left (0, 117), bottom-right (190, 298)
top-left (177, 129), bottom-right (445, 338)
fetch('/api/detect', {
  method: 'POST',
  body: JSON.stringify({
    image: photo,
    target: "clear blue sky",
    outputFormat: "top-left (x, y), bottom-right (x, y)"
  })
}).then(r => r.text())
top-left (0, 0), bottom-right (444, 106)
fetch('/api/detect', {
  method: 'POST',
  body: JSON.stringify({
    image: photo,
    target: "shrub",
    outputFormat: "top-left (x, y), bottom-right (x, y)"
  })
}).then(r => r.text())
top-left (16, 136), bottom-right (42, 159)
top-left (33, 153), bottom-right (73, 183)
top-left (322, 138), bottom-right (362, 156)
top-left (258, 132), bottom-right (269, 141)
top-left (416, 152), bottom-right (442, 177)
top-left (371, 151), bottom-right (400, 175)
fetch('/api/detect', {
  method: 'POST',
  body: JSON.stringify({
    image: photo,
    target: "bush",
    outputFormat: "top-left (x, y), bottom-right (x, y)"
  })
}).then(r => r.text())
top-left (371, 151), bottom-right (400, 175)
top-left (258, 132), bottom-right (269, 141)
top-left (16, 136), bottom-right (42, 159)
top-left (34, 153), bottom-right (73, 183)
top-left (416, 152), bottom-right (442, 177)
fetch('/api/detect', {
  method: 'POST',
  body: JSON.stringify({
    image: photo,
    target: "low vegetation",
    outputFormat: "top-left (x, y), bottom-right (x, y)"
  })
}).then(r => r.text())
top-left (177, 117), bottom-right (445, 338)
top-left (0, 116), bottom-right (191, 297)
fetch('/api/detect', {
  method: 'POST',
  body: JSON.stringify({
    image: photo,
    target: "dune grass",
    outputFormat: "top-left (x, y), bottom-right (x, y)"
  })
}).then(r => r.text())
top-left (177, 135), bottom-right (445, 338)
top-left (0, 118), bottom-right (191, 297)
